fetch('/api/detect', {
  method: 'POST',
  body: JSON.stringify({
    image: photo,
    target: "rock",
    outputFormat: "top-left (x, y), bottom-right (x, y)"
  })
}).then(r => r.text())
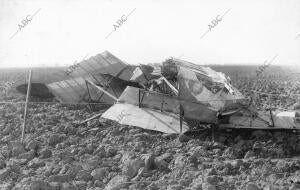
top-left (11, 142), bottom-right (26, 157)
top-left (76, 170), bottom-right (92, 182)
top-left (0, 168), bottom-right (10, 181)
top-left (39, 148), bottom-right (52, 159)
top-left (231, 159), bottom-right (244, 169)
top-left (106, 147), bottom-right (117, 157)
top-left (204, 175), bottom-right (221, 185)
top-left (202, 183), bottom-right (218, 190)
top-left (28, 158), bottom-right (46, 169)
top-left (49, 174), bottom-right (71, 183)
top-left (174, 155), bottom-right (186, 168)
top-left (155, 158), bottom-right (170, 171)
top-left (289, 183), bottom-right (300, 190)
top-left (30, 180), bottom-right (52, 190)
top-left (48, 134), bottom-right (64, 146)
top-left (91, 167), bottom-right (108, 181)
top-left (66, 165), bottom-right (81, 179)
top-left (157, 152), bottom-right (173, 163)
top-left (94, 145), bottom-right (106, 157)
top-left (162, 133), bottom-right (177, 139)
top-left (244, 150), bottom-right (255, 159)
top-left (94, 180), bottom-right (105, 187)
top-left (59, 165), bottom-right (70, 175)
top-left (206, 168), bottom-right (217, 176)
top-left (61, 182), bottom-right (76, 190)
top-left (58, 150), bottom-right (74, 163)
top-left (17, 150), bottom-right (35, 161)
top-left (74, 181), bottom-right (87, 190)
top-left (49, 182), bottom-right (61, 189)
top-left (104, 175), bottom-right (129, 190)
top-left (64, 125), bottom-right (77, 135)
top-left (252, 130), bottom-right (267, 138)
top-left (123, 158), bottom-right (145, 179)
top-left (27, 140), bottom-right (40, 150)
top-left (275, 160), bottom-right (290, 173)
top-left (143, 154), bottom-right (156, 170)
top-left (0, 160), bottom-right (6, 169)
top-left (86, 144), bottom-right (96, 154)
top-left (246, 183), bottom-right (260, 190)
top-left (178, 133), bottom-right (190, 143)
top-left (222, 147), bottom-right (237, 159)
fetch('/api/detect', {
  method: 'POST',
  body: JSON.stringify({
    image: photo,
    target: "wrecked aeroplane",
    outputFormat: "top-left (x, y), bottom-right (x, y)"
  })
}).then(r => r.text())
top-left (16, 51), bottom-right (300, 133)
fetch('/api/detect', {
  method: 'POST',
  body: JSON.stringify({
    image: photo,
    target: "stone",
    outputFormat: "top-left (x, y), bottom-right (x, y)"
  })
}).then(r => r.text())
top-left (155, 158), bottom-right (169, 171)
top-left (48, 134), bottom-right (64, 146)
top-left (246, 183), bottom-right (260, 190)
top-left (202, 183), bottom-right (218, 190)
top-left (252, 130), bottom-right (267, 138)
top-left (0, 168), bottom-right (10, 181)
top-left (27, 140), bottom-right (40, 150)
top-left (231, 159), bottom-right (244, 169)
top-left (39, 148), bottom-right (52, 159)
top-left (178, 133), bottom-right (190, 143)
top-left (76, 170), bottom-right (92, 182)
top-left (123, 158), bottom-right (144, 179)
top-left (174, 155), bottom-right (186, 168)
top-left (74, 181), bottom-right (87, 190)
top-left (106, 147), bottom-right (117, 157)
top-left (64, 125), bottom-right (77, 135)
top-left (11, 142), bottom-right (26, 157)
top-left (49, 174), bottom-right (71, 183)
top-left (30, 180), bottom-right (52, 190)
top-left (204, 175), bottom-right (221, 185)
top-left (17, 150), bottom-right (35, 161)
top-left (244, 150), bottom-right (255, 159)
top-left (104, 175), bottom-right (129, 190)
top-left (94, 180), bottom-right (105, 187)
top-left (91, 167), bottom-right (108, 181)
top-left (94, 145), bottom-right (106, 157)
top-left (0, 160), bottom-right (6, 169)
top-left (275, 160), bottom-right (290, 173)
top-left (158, 152), bottom-right (173, 163)
top-left (61, 182), bottom-right (76, 190)
top-left (28, 158), bottom-right (45, 169)
top-left (143, 154), bottom-right (155, 170)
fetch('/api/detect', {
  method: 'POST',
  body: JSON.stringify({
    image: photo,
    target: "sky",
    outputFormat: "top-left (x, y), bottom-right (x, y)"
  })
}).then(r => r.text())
top-left (0, 0), bottom-right (299, 68)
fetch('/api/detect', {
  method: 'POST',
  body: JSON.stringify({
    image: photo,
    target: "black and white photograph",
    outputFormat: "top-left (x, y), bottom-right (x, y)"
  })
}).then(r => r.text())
top-left (0, 0), bottom-right (300, 189)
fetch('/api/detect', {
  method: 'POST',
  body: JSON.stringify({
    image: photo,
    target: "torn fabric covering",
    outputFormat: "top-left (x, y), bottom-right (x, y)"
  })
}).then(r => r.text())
top-left (130, 64), bottom-right (162, 84)
top-left (101, 103), bottom-right (189, 133)
top-left (177, 64), bottom-right (246, 123)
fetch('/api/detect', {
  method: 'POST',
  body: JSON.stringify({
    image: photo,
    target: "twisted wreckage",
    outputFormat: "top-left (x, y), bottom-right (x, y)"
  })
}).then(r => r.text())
top-left (17, 51), bottom-right (300, 133)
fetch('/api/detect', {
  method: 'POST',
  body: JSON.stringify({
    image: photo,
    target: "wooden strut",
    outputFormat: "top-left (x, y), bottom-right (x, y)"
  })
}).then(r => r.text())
top-left (269, 109), bottom-right (275, 127)
top-left (179, 104), bottom-right (184, 133)
top-left (85, 81), bottom-right (95, 111)
top-left (138, 88), bottom-right (141, 108)
top-left (85, 79), bottom-right (118, 102)
top-left (21, 70), bottom-right (32, 144)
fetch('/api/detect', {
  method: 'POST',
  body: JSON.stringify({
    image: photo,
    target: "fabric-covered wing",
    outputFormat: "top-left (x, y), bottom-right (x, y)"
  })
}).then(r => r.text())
top-left (102, 103), bottom-right (189, 133)
top-left (46, 51), bottom-right (135, 103)
top-left (102, 86), bottom-right (189, 133)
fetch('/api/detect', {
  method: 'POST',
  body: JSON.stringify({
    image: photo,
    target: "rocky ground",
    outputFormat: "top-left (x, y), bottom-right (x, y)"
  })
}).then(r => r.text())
top-left (0, 67), bottom-right (300, 190)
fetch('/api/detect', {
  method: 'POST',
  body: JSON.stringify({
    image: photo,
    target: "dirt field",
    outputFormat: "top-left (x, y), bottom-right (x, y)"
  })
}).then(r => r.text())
top-left (0, 65), bottom-right (299, 190)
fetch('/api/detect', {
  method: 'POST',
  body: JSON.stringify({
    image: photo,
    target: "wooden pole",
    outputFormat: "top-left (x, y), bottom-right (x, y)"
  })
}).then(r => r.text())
top-left (21, 70), bottom-right (32, 144)
top-left (179, 105), bottom-right (183, 133)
